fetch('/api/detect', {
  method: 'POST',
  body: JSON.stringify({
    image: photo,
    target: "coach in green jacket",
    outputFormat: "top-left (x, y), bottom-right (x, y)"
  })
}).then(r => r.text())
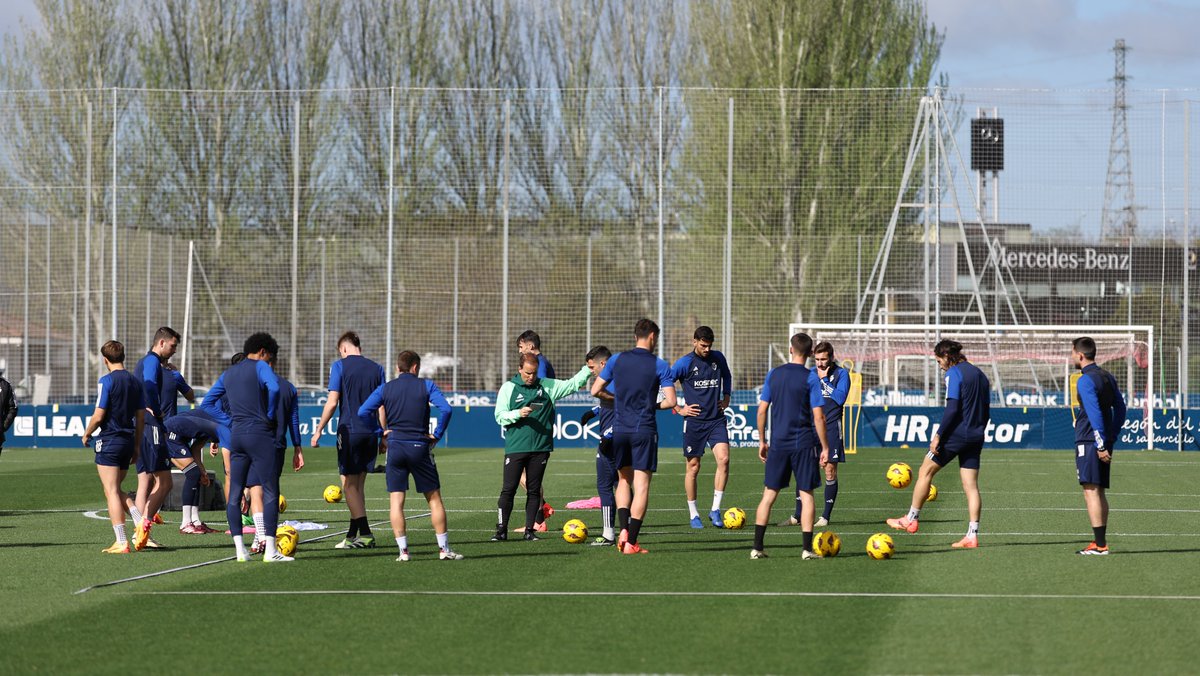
top-left (491, 353), bottom-right (591, 541)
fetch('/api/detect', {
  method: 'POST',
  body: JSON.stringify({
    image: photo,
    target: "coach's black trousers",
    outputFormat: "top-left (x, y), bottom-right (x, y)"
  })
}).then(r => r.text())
top-left (497, 451), bottom-right (550, 530)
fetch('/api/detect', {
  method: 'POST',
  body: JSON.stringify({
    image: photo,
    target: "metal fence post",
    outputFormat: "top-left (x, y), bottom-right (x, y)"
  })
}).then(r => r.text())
top-left (290, 97), bottom-right (300, 383)
top-left (502, 97), bottom-right (511, 374)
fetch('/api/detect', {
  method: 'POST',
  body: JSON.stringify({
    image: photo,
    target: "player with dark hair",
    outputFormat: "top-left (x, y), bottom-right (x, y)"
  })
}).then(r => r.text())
top-left (82, 340), bottom-right (145, 553)
top-left (130, 326), bottom-right (181, 551)
top-left (358, 350), bottom-right (460, 561)
top-left (208, 332), bottom-right (288, 561)
top-left (581, 345), bottom-right (618, 545)
top-left (1070, 336), bottom-right (1127, 555)
top-left (311, 330), bottom-right (386, 549)
top-left (779, 340), bottom-right (849, 528)
top-left (750, 333), bottom-right (829, 560)
top-left (887, 339), bottom-right (991, 548)
top-left (670, 325), bottom-right (733, 529)
top-left (244, 354), bottom-right (305, 554)
top-left (590, 319), bottom-right (677, 555)
top-left (492, 352), bottom-right (591, 541)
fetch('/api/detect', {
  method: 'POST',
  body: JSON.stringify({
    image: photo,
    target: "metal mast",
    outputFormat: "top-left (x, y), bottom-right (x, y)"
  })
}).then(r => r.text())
top-left (1101, 39), bottom-right (1138, 243)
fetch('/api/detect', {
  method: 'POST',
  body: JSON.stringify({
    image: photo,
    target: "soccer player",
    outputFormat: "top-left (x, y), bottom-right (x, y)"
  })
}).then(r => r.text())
top-left (1070, 336), bottom-right (1127, 555)
top-left (492, 353), bottom-right (591, 541)
top-left (670, 326), bottom-right (733, 529)
top-left (887, 339), bottom-right (991, 548)
top-left (244, 355), bottom-right (304, 554)
top-left (131, 327), bottom-right (181, 551)
top-left (590, 318), bottom-right (677, 555)
top-left (213, 332), bottom-right (289, 562)
top-left (311, 331), bottom-right (385, 549)
top-left (160, 361), bottom-right (195, 420)
top-left (517, 329), bottom-right (556, 528)
top-left (164, 407), bottom-right (227, 534)
top-left (357, 350), bottom-right (461, 561)
top-left (82, 340), bottom-right (145, 553)
top-left (0, 366), bottom-right (17, 457)
top-left (750, 333), bottom-right (829, 560)
top-left (778, 341), bottom-right (849, 528)
top-left (581, 345), bottom-right (617, 546)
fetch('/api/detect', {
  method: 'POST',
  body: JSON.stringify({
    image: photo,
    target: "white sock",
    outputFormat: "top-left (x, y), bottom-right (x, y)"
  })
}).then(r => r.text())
top-left (711, 490), bottom-right (724, 513)
top-left (113, 523), bottom-right (127, 544)
top-left (181, 505), bottom-right (193, 525)
top-left (687, 500), bottom-right (700, 519)
top-left (233, 536), bottom-right (247, 558)
top-left (967, 521), bottom-right (979, 537)
top-left (129, 504), bottom-right (144, 523)
top-left (906, 507), bottom-right (920, 521)
top-left (253, 513), bottom-right (265, 541)
top-left (602, 506), bottom-right (614, 540)
top-left (436, 531), bottom-right (449, 551)
top-left (265, 535), bottom-right (278, 557)
top-left (397, 535), bottom-right (408, 552)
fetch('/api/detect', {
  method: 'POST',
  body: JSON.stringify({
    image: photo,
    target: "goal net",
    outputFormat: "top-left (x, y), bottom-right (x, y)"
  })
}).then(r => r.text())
top-left (788, 323), bottom-right (1153, 450)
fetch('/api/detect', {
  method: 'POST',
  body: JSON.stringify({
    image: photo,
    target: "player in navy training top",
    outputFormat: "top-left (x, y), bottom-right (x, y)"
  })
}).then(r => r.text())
top-left (357, 350), bottom-right (462, 561)
top-left (159, 362), bottom-right (195, 420)
top-left (670, 325), bottom-right (733, 530)
top-left (751, 333), bottom-right (830, 560)
top-left (216, 332), bottom-right (289, 562)
top-left (1070, 336), bottom-right (1127, 555)
top-left (590, 319), bottom-right (677, 555)
top-left (130, 326), bottom-right (180, 551)
top-left (518, 329), bottom-right (557, 527)
top-left (888, 339), bottom-right (991, 549)
top-left (243, 355), bottom-right (305, 554)
top-left (782, 341), bottom-right (851, 528)
top-left (82, 340), bottom-right (145, 553)
top-left (581, 345), bottom-right (618, 545)
top-left (165, 407), bottom-right (228, 534)
top-left (311, 331), bottom-right (386, 549)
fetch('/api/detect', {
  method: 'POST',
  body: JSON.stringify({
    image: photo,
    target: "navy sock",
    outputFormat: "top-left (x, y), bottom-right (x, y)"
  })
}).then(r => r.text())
top-left (627, 517), bottom-right (643, 544)
top-left (822, 480), bottom-right (839, 520)
top-left (1093, 526), bottom-right (1107, 547)
top-left (793, 492), bottom-right (803, 519)
top-left (181, 463), bottom-right (201, 508)
top-left (754, 524), bottom-right (767, 551)
top-left (802, 531), bottom-right (814, 551)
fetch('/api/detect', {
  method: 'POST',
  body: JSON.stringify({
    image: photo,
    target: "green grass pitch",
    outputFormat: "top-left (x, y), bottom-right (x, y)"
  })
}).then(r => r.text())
top-left (2, 445), bottom-right (1199, 674)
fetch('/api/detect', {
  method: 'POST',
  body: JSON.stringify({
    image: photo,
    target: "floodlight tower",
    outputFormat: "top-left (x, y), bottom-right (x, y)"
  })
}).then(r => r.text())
top-left (1101, 38), bottom-right (1137, 243)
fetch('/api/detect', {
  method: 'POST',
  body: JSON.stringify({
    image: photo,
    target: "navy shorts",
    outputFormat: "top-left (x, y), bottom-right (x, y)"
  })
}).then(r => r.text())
top-left (94, 436), bottom-right (135, 470)
top-left (825, 421), bottom-right (846, 463)
top-left (683, 418), bottom-right (730, 458)
top-left (337, 428), bottom-right (379, 475)
top-left (1076, 442), bottom-right (1111, 489)
top-left (763, 446), bottom-right (820, 492)
top-left (136, 419), bottom-right (171, 473)
top-left (930, 439), bottom-right (983, 470)
top-left (385, 440), bottom-right (440, 494)
top-left (613, 431), bottom-right (658, 473)
top-left (165, 431), bottom-right (196, 460)
top-left (247, 447), bottom-right (285, 487)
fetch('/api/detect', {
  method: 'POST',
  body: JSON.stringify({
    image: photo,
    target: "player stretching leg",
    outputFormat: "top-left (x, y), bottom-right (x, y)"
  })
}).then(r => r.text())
top-left (670, 326), bottom-right (733, 529)
top-left (590, 319), bottom-right (676, 555)
top-left (1070, 337), bottom-right (1126, 555)
top-left (887, 340), bottom-right (990, 548)
top-left (82, 341), bottom-right (145, 553)
top-left (750, 333), bottom-right (829, 560)
top-left (358, 351), bottom-right (460, 561)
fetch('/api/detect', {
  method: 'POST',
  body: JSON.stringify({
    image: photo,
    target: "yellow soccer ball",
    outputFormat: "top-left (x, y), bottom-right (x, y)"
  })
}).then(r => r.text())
top-left (866, 532), bottom-right (896, 560)
top-left (323, 484), bottom-right (343, 503)
top-left (562, 519), bottom-right (588, 544)
top-left (886, 462), bottom-right (913, 489)
top-left (927, 484), bottom-right (938, 502)
top-left (277, 525), bottom-right (298, 540)
top-left (722, 507), bottom-right (747, 530)
top-left (276, 532), bottom-right (297, 557)
top-left (814, 530), bottom-right (841, 557)
top-left (278, 494), bottom-right (288, 513)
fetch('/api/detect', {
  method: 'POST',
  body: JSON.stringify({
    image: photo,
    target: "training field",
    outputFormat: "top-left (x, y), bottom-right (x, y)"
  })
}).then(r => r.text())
top-left (1, 446), bottom-right (1198, 674)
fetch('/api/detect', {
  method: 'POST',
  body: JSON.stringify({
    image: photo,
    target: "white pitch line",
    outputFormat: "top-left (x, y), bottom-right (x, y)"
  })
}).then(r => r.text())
top-left (127, 589), bottom-right (1200, 602)
top-left (74, 516), bottom-right (422, 595)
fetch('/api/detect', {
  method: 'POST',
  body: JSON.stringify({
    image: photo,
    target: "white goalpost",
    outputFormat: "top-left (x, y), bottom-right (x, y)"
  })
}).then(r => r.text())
top-left (788, 322), bottom-right (1155, 451)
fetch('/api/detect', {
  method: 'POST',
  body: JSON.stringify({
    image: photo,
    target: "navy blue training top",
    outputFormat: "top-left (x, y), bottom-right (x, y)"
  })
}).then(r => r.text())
top-left (275, 378), bottom-right (302, 450)
top-left (760, 363), bottom-right (824, 451)
top-left (537, 354), bottom-right (556, 379)
top-left (818, 364), bottom-right (851, 424)
top-left (134, 351), bottom-right (164, 419)
top-left (328, 355), bottom-right (385, 435)
top-left (96, 369), bottom-right (145, 440)
top-left (358, 373), bottom-right (453, 443)
top-left (671, 350), bottom-right (732, 423)
top-left (159, 368), bottom-right (193, 420)
top-left (214, 358), bottom-right (279, 436)
top-left (165, 407), bottom-right (232, 450)
top-left (1075, 363), bottom-right (1126, 448)
top-left (598, 348), bottom-right (674, 435)
top-left (939, 362), bottom-right (991, 444)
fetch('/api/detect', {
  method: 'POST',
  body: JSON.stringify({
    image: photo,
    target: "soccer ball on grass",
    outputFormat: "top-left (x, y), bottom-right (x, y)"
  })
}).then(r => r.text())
top-left (722, 507), bottom-right (747, 530)
top-left (886, 462), bottom-right (912, 489)
top-left (926, 484), bottom-right (938, 501)
top-left (866, 533), bottom-right (896, 560)
top-left (278, 494), bottom-right (288, 513)
top-left (814, 530), bottom-right (841, 557)
top-left (323, 485), bottom-right (343, 503)
top-left (562, 519), bottom-right (588, 544)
